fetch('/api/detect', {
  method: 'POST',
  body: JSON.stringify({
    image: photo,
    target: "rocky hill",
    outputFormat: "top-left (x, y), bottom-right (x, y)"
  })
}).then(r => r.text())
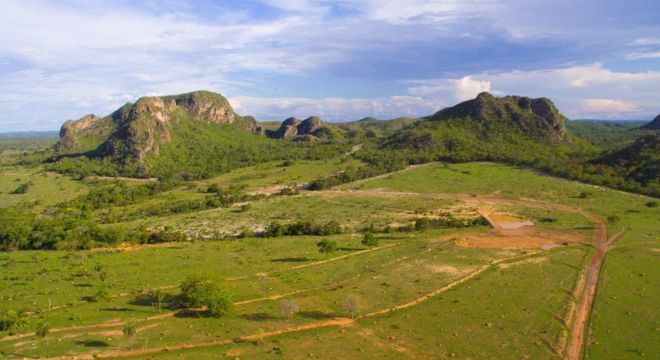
top-left (427, 92), bottom-right (569, 143)
top-left (380, 92), bottom-right (588, 164)
top-left (55, 91), bottom-right (255, 160)
top-left (50, 91), bottom-right (343, 178)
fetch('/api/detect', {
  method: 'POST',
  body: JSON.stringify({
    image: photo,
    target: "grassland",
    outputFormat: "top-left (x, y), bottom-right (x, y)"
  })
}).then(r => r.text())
top-left (0, 167), bottom-right (88, 209)
top-left (0, 159), bottom-right (657, 359)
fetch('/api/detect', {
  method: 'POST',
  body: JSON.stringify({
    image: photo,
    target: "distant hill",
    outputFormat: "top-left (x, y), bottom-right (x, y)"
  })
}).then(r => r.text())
top-left (0, 131), bottom-right (59, 138)
top-left (567, 120), bottom-right (648, 148)
top-left (594, 133), bottom-right (659, 192)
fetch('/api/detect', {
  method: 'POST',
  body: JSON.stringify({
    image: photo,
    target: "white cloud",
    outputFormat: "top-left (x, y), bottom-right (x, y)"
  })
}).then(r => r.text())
top-left (455, 76), bottom-right (491, 101)
top-left (406, 64), bottom-right (660, 119)
top-left (581, 99), bottom-right (639, 112)
top-left (230, 95), bottom-right (438, 121)
top-left (408, 76), bottom-right (491, 103)
top-left (625, 51), bottom-right (660, 60)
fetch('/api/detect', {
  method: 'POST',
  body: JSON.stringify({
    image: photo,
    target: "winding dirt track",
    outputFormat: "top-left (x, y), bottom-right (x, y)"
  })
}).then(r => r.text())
top-left (312, 189), bottom-right (610, 360)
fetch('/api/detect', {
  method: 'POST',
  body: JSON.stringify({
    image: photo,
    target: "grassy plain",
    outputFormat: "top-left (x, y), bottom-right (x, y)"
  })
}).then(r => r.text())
top-left (0, 160), bottom-right (657, 359)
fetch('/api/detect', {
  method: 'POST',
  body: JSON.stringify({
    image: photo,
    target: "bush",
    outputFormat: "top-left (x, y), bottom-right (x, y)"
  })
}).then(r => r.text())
top-left (317, 239), bottom-right (337, 255)
top-left (415, 218), bottom-right (431, 231)
top-left (362, 232), bottom-right (378, 247)
top-left (179, 275), bottom-right (232, 317)
top-left (10, 183), bottom-right (31, 194)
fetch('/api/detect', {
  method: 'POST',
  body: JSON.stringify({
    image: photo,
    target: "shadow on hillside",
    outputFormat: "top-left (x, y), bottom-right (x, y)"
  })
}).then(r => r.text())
top-left (75, 340), bottom-right (110, 347)
top-left (338, 247), bottom-right (363, 252)
top-left (271, 257), bottom-right (309, 263)
top-left (297, 310), bottom-right (335, 320)
top-left (242, 312), bottom-right (280, 322)
top-left (174, 309), bottom-right (205, 318)
top-left (100, 307), bottom-right (135, 312)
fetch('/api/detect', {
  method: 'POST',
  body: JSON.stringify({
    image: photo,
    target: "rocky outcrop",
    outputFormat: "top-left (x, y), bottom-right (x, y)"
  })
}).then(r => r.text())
top-left (274, 117), bottom-right (301, 138)
top-left (432, 92), bottom-right (569, 144)
top-left (298, 116), bottom-right (324, 134)
top-left (55, 90), bottom-right (237, 159)
top-left (56, 114), bottom-right (100, 151)
top-left (271, 116), bottom-right (335, 141)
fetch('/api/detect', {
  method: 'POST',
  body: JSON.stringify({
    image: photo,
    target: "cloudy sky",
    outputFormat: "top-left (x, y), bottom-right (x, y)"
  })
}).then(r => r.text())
top-left (0, 0), bottom-right (659, 131)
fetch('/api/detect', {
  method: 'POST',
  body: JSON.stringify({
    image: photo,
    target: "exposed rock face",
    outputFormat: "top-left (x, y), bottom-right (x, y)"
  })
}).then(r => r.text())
top-left (55, 90), bottom-right (237, 159)
top-left (274, 117), bottom-right (301, 138)
top-left (642, 114), bottom-right (660, 130)
top-left (169, 91), bottom-right (235, 124)
top-left (271, 116), bottom-right (331, 140)
top-left (433, 92), bottom-right (569, 144)
top-left (298, 116), bottom-right (324, 134)
top-left (57, 114), bottom-right (99, 151)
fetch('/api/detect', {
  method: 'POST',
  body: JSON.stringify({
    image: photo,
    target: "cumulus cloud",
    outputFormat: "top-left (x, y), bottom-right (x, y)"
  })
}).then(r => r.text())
top-left (0, 0), bottom-right (658, 130)
top-left (230, 95), bottom-right (438, 121)
top-left (407, 76), bottom-right (490, 103)
top-left (581, 99), bottom-right (639, 112)
top-left (406, 64), bottom-right (659, 119)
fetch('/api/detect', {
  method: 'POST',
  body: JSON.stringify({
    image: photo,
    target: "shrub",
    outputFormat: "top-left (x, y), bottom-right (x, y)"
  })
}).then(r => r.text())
top-left (179, 275), bottom-right (232, 317)
top-left (10, 183), bottom-right (31, 194)
top-left (317, 239), bottom-right (337, 255)
top-left (362, 232), bottom-right (378, 247)
top-left (415, 218), bottom-right (431, 231)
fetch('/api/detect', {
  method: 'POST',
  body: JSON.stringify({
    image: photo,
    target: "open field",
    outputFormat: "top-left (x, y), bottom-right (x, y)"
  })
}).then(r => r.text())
top-left (0, 161), bottom-right (657, 359)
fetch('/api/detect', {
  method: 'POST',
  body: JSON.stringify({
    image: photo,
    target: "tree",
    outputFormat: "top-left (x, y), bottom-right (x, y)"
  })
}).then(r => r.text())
top-left (0, 309), bottom-right (27, 334)
top-left (317, 239), bottom-right (337, 255)
top-left (342, 296), bottom-right (359, 319)
top-left (36, 322), bottom-right (50, 350)
top-left (122, 322), bottom-right (137, 348)
top-left (279, 300), bottom-right (299, 321)
top-left (151, 290), bottom-right (166, 313)
top-left (415, 218), bottom-right (431, 231)
top-left (361, 232), bottom-right (378, 247)
top-left (179, 275), bottom-right (232, 317)
top-left (205, 290), bottom-right (232, 317)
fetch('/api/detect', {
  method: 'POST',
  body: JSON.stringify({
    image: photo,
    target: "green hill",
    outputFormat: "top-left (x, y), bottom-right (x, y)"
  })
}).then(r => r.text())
top-left (50, 91), bottom-right (346, 179)
top-left (593, 133), bottom-right (659, 193)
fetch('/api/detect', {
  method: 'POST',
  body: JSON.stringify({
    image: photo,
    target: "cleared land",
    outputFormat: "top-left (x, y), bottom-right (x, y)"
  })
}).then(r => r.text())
top-left (0, 161), bottom-right (657, 359)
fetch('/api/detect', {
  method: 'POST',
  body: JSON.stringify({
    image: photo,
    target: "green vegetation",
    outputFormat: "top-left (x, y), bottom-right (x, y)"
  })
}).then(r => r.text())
top-left (0, 95), bottom-right (657, 359)
top-left (566, 120), bottom-right (647, 147)
top-left (179, 275), bottom-right (233, 317)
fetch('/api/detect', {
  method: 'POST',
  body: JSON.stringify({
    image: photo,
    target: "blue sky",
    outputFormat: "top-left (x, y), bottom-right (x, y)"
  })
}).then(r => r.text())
top-left (0, 0), bottom-right (659, 131)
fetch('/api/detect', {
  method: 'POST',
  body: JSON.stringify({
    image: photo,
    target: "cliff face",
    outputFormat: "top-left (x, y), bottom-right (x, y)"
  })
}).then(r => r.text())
top-left (57, 114), bottom-right (100, 151)
top-left (55, 91), bottom-right (237, 160)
